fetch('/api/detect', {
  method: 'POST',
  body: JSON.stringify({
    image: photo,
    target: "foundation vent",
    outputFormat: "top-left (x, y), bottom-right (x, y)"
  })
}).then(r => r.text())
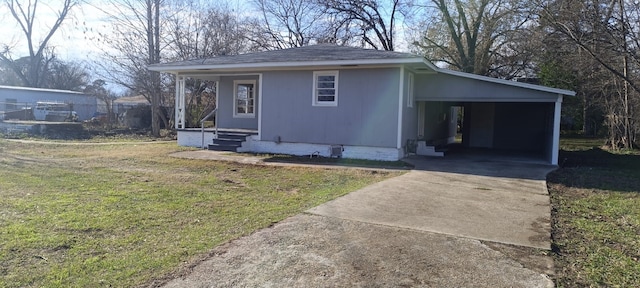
top-left (330, 145), bottom-right (344, 158)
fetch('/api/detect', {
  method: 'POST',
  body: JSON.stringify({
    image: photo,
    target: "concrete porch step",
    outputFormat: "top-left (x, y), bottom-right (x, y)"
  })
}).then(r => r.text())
top-left (216, 133), bottom-right (252, 141)
top-left (212, 139), bottom-right (244, 146)
top-left (417, 141), bottom-right (445, 157)
top-left (207, 130), bottom-right (257, 152)
top-left (208, 143), bottom-right (240, 152)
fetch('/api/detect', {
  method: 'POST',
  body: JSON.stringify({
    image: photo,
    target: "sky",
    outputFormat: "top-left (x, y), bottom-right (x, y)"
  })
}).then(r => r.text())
top-left (0, 0), bottom-right (254, 62)
top-left (0, 0), bottom-right (414, 92)
top-left (1, 1), bottom-right (107, 60)
top-left (0, 0), bottom-right (255, 93)
top-left (0, 0), bottom-right (117, 90)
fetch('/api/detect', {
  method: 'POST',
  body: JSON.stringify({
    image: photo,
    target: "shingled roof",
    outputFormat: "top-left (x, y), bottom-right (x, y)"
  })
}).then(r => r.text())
top-left (149, 44), bottom-right (427, 71)
top-left (148, 45), bottom-right (575, 96)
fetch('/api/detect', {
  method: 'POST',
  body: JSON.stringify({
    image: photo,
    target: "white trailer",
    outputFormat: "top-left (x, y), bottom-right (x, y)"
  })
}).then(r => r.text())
top-left (33, 102), bottom-right (78, 122)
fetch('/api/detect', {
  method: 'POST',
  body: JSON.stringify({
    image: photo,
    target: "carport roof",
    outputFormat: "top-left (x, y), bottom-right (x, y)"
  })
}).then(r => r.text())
top-left (148, 45), bottom-right (575, 97)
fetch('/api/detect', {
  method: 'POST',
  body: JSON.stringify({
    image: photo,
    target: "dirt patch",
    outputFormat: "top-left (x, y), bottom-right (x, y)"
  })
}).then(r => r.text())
top-left (483, 242), bottom-right (555, 277)
top-left (155, 214), bottom-right (553, 288)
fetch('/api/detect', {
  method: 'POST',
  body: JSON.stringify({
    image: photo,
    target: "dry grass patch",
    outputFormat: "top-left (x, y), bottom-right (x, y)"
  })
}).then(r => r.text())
top-left (0, 140), bottom-right (401, 287)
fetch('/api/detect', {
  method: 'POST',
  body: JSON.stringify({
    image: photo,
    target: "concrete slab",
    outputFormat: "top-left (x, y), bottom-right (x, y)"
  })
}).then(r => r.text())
top-left (307, 157), bottom-right (556, 249)
top-left (158, 153), bottom-right (557, 287)
top-left (162, 214), bottom-right (553, 288)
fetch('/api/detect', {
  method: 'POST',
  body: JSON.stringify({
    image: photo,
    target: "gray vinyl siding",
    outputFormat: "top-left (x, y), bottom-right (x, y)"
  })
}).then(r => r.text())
top-left (260, 68), bottom-right (400, 148)
top-left (415, 73), bottom-right (559, 102)
top-left (422, 101), bottom-right (456, 144)
top-left (216, 75), bottom-right (259, 130)
top-left (465, 103), bottom-right (495, 148)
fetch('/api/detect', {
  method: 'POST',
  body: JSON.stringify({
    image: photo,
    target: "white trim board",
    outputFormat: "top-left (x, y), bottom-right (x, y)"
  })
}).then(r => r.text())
top-left (238, 138), bottom-right (403, 161)
top-left (396, 68), bottom-right (405, 149)
top-left (232, 80), bottom-right (257, 118)
top-left (0, 85), bottom-right (85, 95)
top-left (312, 70), bottom-right (339, 107)
top-left (257, 73), bottom-right (263, 139)
top-left (149, 57), bottom-right (432, 72)
top-left (417, 97), bottom-right (560, 103)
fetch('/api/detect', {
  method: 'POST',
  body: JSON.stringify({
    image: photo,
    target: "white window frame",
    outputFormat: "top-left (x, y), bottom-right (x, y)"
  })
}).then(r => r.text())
top-left (233, 80), bottom-right (256, 118)
top-left (312, 70), bottom-right (339, 107)
top-left (407, 73), bottom-right (414, 108)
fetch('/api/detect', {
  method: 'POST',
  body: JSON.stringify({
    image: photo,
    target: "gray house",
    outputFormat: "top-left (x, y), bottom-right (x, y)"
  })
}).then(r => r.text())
top-left (0, 85), bottom-right (97, 121)
top-left (149, 45), bottom-right (575, 165)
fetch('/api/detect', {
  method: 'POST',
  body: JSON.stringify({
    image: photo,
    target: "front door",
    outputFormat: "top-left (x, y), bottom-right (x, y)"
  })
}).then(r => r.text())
top-left (234, 80), bottom-right (255, 118)
top-left (217, 77), bottom-right (259, 131)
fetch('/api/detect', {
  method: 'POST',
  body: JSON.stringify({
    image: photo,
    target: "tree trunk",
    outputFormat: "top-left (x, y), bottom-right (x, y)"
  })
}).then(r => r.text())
top-left (147, 0), bottom-right (161, 137)
top-left (619, 0), bottom-right (631, 149)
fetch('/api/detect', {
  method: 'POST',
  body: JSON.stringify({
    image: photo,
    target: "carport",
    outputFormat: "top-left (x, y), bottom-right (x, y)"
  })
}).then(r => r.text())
top-left (413, 69), bottom-right (574, 165)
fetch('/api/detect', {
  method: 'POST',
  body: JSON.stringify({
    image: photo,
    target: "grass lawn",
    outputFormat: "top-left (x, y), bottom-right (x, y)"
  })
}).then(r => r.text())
top-left (0, 140), bottom-right (401, 287)
top-left (548, 136), bottom-right (640, 287)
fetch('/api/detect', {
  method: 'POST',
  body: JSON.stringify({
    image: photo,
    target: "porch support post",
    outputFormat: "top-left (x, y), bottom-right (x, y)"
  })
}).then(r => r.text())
top-left (175, 75), bottom-right (186, 129)
top-left (257, 73), bottom-right (263, 139)
top-left (551, 95), bottom-right (563, 165)
top-left (396, 68), bottom-right (405, 150)
top-left (215, 80), bottom-right (219, 137)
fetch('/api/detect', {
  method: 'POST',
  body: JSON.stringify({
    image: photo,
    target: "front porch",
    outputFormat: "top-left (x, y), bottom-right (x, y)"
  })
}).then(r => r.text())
top-left (173, 72), bottom-right (262, 152)
top-left (174, 73), bottom-right (261, 137)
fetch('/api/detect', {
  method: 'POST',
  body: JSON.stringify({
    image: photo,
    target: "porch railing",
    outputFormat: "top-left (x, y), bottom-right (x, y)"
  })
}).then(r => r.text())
top-left (200, 108), bottom-right (217, 149)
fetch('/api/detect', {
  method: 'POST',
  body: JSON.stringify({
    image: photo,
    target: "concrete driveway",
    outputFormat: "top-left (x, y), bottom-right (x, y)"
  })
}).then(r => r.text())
top-left (308, 156), bottom-right (555, 249)
top-left (161, 155), bottom-right (556, 287)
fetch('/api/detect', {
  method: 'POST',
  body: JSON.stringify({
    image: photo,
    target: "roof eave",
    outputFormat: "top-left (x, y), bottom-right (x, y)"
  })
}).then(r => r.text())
top-left (148, 57), bottom-right (429, 73)
top-left (0, 85), bottom-right (86, 95)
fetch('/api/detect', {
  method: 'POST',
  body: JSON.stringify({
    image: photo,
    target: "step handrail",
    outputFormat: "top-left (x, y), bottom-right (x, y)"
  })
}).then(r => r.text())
top-left (200, 108), bottom-right (217, 149)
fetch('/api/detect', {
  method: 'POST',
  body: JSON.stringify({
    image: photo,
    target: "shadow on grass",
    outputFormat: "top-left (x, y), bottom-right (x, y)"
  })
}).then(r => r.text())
top-left (560, 147), bottom-right (640, 169)
top-left (550, 148), bottom-right (640, 193)
top-left (262, 154), bottom-right (413, 170)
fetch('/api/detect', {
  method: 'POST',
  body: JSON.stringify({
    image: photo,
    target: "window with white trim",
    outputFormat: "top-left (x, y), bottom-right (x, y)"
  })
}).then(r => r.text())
top-left (407, 73), bottom-right (414, 108)
top-left (233, 80), bottom-right (256, 117)
top-left (313, 71), bottom-right (338, 106)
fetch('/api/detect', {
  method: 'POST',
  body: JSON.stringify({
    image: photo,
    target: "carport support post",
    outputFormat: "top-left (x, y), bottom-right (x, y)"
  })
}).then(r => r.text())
top-left (551, 95), bottom-right (563, 165)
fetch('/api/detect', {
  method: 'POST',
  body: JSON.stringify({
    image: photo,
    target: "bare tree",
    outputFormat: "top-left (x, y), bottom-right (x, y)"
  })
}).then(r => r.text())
top-left (322, 0), bottom-right (403, 51)
top-left (84, 79), bottom-right (116, 127)
top-left (166, 3), bottom-right (249, 60)
top-left (413, 0), bottom-right (534, 77)
top-left (0, 0), bottom-right (78, 87)
top-left (45, 60), bottom-right (89, 91)
top-left (540, 0), bottom-right (639, 149)
top-left (0, 54), bottom-right (89, 90)
top-left (0, 59), bottom-right (23, 86)
top-left (165, 3), bottom-right (250, 126)
top-left (249, 0), bottom-right (324, 49)
top-left (96, 0), bottom-right (166, 136)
